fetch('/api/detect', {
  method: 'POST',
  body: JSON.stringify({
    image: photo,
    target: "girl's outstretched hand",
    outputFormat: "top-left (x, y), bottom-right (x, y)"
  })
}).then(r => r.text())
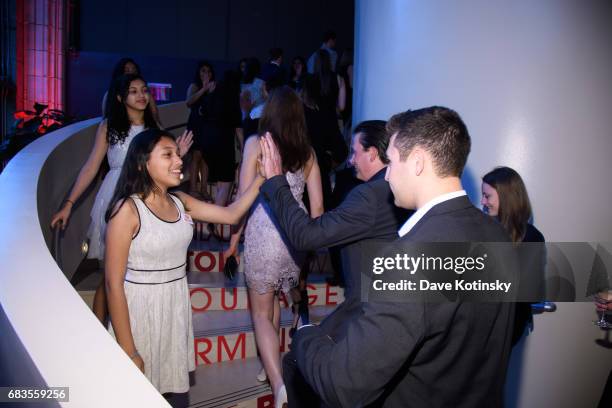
top-left (177, 130), bottom-right (194, 158)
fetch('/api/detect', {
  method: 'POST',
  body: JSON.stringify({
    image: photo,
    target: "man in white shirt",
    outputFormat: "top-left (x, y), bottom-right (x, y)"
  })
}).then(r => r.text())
top-left (288, 106), bottom-right (513, 408)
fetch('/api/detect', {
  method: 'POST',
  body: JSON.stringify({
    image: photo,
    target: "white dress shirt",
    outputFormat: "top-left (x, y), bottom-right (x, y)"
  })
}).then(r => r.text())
top-left (398, 190), bottom-right (467, 237)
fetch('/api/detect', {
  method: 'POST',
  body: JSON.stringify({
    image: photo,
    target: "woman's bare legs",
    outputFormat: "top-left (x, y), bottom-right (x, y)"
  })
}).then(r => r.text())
top-left (249, 288), bottom-right (284, 396)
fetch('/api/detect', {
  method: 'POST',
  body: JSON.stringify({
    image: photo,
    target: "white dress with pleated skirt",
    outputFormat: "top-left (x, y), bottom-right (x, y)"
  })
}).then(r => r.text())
top-left (87, 124), bottom-right (145, 259)
top-left (109, 193), bottom-right (195, 394)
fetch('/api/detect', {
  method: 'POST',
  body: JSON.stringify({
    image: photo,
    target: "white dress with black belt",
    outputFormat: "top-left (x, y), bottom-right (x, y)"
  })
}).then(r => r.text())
top-left (109, 194), bottom-right (195, 394)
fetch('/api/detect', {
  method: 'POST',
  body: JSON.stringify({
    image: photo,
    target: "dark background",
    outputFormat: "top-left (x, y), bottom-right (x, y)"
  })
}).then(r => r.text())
top-left (66, 0), bottom-right (354, 120)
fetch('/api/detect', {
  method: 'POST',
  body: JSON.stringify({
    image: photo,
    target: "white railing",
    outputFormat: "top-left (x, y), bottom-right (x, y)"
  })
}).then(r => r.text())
top-left (0, 102), bottom-right (187, 407)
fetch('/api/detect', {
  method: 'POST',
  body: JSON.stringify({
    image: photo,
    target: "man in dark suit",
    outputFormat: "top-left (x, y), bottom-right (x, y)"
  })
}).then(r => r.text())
top-left (260, 106), bottom-right (514, 407)
top-left (258, 120), bottom-right (411, 406)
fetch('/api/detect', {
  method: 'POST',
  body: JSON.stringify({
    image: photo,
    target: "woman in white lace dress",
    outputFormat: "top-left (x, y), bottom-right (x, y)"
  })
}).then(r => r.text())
top-left (226, 86), bottom-right (324, 407)
top-left (105, 129), bottom-right (263, 401)
top-left (50, 74), bottom-right (193, 322)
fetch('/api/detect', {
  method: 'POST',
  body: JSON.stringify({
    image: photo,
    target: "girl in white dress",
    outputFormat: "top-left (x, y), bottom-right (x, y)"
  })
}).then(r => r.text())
top-left (105, 129), bottom-right (263, 400)
top-left (50, 74), bottom-right (193, 322)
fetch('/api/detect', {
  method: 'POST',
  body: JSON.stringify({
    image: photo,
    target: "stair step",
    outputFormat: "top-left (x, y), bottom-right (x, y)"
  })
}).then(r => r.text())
top-left (192, 306), bottom-right (334, 367)
top-left (187, 272), bottom-right (344, 312)
top-left (188, 357), bottom-right (274, 408)
top-left (76, 271), bottom-right (345, 312)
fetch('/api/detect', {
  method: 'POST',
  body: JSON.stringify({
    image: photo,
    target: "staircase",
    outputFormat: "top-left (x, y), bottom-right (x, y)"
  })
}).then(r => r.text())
top-left (76, 220), bottom-right (344, 407)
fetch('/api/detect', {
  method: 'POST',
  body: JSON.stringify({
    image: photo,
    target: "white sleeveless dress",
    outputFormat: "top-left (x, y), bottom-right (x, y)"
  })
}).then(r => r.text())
top-left (108, 194), bottom-right (195, 394)
top-left (87, 124), bottom-right (145, 259)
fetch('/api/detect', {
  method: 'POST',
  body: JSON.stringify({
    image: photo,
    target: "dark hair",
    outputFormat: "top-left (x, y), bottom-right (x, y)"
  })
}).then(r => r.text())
top-left (261, 64), bottom-right (284, 92)
top-left (482, 166), bottom-right (533, 243)
top-left (290, 56), bottom-right (306, 79)
top-left (109, 58), bottom-right (141, 88)
top-left (300, 74), bottom-right (321, 109)
top-left (323, 30), bottom-right (337, 42)
top-left (241, 57), bottom-right (261, 85)
top-left (105, 129), bottom-right (176, 222)
top-left (386, 106), bottom-right (471, 177)
top-left (222, 69), bottom-right (242, 126)
top-left (193, 61), bottom-right (215, 88)
top-left (105, 74), bottom-right (158, 145)
top-left (258, 86), bottom-right (311, 173)
top-left (313, 50), bottom-right (337, 99)
top-left (353, 120), bottom-right (390, 164)
top-left (269, 47), bottom-right (283, 61)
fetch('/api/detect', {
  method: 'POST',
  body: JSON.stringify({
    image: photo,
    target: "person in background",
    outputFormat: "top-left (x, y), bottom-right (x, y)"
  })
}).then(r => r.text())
top-left (337, 49), bottom-right (354, 146)
top-left (104, 128), bottom-right (263, 405)
top-left (289, 56), bottom-right (307, 92)
top-left (240, 67), bottom-right (285, 140)
top-left (186, 61), bottom-right (236, 229)
top-left (482, 166), bottom-right (546, 346)
top-left (238, 57), bottom-right (248, 79)
top-left (101, 58), bottom-right (161, 126)
top-left (312, 49), bottom-right (346, 116)
top-left (307, 30), bottom-right (338, 73)
top-left (240, 57), bottom-right (265, 113)
top-left (51, 74), bottom-right (192, 323)
top-left (265, 47), bottom-right (287, 84)
top-left (300, 74), bottom-right (346, 211)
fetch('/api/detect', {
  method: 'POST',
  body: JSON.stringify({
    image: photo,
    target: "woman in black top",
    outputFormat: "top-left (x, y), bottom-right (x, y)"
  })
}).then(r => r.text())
top-left (300, 74), bottom-right (347, 210)
top-left (289, 56), bottom-right (307, 92)
top-left (482, 166), bottom-right (545, 346)
top-left (186, 61), bottom-right (235, 209)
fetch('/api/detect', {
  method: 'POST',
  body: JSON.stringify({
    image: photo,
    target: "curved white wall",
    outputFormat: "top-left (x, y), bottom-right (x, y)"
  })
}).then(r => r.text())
top-left (354, 1), bottom-right (612, 407)
top-left (0, 102), bottom-right (187, 407)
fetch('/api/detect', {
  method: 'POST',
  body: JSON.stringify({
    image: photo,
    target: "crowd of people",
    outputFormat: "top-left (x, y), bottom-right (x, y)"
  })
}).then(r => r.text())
top-left (48, 29), bottom-right (611, 408)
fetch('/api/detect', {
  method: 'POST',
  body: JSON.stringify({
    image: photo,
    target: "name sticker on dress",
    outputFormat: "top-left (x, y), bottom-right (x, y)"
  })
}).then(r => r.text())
top-left (183, 213), bottom-right (194, 225)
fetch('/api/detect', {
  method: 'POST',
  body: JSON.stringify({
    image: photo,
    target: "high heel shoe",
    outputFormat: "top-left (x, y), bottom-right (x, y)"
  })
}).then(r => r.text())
top-left (256, 367), bottom-right (267, 382)
top-left (274, 385), bottom-right (288, 408)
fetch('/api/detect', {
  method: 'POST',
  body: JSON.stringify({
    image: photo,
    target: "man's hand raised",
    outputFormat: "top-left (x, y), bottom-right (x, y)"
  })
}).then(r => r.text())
top-left (259, 132), bottom-right (283, 179)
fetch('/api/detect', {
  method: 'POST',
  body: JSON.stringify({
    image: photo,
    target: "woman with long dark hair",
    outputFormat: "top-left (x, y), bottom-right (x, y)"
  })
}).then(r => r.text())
top-left (104, 128), bottom-right (263, 403)
top-left (225, 86), bottom-right (323, 407)
top-left (482, 166), bottom-right (544, 243)
top-left (51, 74), bottom-right (192, 322)
top-left (289, 56), bottom-right (307, 92)
top-left (481, 166), bottom-right (545, 345)
top-left (101, 58), bottom-right (160, 124)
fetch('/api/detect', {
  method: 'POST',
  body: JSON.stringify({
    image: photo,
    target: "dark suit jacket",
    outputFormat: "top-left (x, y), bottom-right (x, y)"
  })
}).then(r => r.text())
top-left (260, 168), bottom-right (410, 337)
top-left (291, 195), bottom-right (514, 408)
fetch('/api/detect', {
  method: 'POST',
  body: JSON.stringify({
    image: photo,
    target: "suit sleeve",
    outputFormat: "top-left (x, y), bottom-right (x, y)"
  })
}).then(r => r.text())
top-left (260, 175), bottom-right (378, 251)
top-left (291, 301), bottom-right (426, 408)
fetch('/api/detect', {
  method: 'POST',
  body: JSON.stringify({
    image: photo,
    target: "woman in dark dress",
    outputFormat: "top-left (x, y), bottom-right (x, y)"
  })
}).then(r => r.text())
top-left (288, 56), bottom-right (307, 92)
top-left (482, 166), bottom-right (545, 346)
top-left (186, 61), bottom-right (235, 210)
top-left (300, 74), bottom-right (346, 210)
